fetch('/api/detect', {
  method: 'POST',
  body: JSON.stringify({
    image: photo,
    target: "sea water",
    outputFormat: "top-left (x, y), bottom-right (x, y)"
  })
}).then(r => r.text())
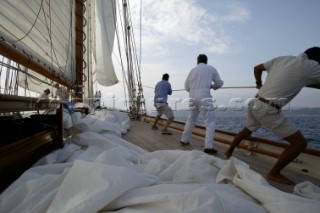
top-left (148, 108), bottom-right (320, 150)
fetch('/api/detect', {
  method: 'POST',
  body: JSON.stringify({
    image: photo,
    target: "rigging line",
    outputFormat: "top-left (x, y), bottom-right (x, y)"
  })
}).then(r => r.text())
top-left (4, 59), bottom-right (10, 95)
top-left (5, 1), bottom-right (68, 81)
top-left (138, 0), bottom-right (146, 111)
top-left (114, 1), bottom-right (130, 99)
top-left (124, 1), bottom-right (138, 102)
top-left (44, 0), bottom-right (60, 77)
top-left (118, 80), bottom-right (153, 90)
top-left (2, 2), bottom-right (56, 66)
top-left (14, 69), bottom-right (19, 95)
top-left (128, 14), bottom-right (144, 99)
top-left (38, 0), bottom-right (74, 82)
top-left (118, 2), bottom-right (132, 99)
top-left (217, 86), bottom-right (256, 89)
top-left (7, 0), bottom-right (44, 43)
top-left (8, 61), bottom-right (16, 95)
top-left (113, 1), bottom-right (128, 83)
top-left (126, 1), bottom-right (142, 86)
top-left (170, 86), bottom-right (257, 91)
top-left (111, 0), bottom-right (125, 65)
top-left (122, 1), bottom-right (132, 87)
top-left (43, 0), bottom-right (69, 78)
top-left (113, 22), bottom-right (129, 108)
top-left (21, 37), bottom-right (52, 88)
top-left (51, 0), bottom-right (76, 77)
top-left (36, 0), bottom-right (75, 83)
top-left (124, 83), bottom-right (256, 91)
top-left (26, 71), bottom-right (48, 86)
top-left (0, 61), bottom-right (52, 86)
top-left (172, 86), bottom-right (257, 91)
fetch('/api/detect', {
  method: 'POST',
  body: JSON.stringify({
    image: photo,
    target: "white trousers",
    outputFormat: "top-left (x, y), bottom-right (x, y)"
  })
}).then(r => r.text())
top-left (181, 97), bottom-right (216, 149)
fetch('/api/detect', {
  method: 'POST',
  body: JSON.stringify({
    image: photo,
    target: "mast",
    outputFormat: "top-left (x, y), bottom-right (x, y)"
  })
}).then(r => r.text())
top-left (75, 0), bottom-right (86, 102)
top-left (120, 0), bottom-right (146, 118)
top-left (123, 0), bottom-right (138, 118)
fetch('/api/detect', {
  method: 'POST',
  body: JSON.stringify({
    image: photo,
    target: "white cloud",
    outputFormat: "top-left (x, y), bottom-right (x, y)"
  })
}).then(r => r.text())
top-left (219, 2), bottom-right (250, 23)
top-left (129, 0), bottom-right (250, 54)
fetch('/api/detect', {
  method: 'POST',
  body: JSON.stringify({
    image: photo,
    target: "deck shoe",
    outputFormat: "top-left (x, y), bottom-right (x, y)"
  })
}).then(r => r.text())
top-left (161, 129), bottom-right (172, 135)
top-left (180, 141), bottom-right (190, 146)
top-left (204, 148), bottom-right (218, 154)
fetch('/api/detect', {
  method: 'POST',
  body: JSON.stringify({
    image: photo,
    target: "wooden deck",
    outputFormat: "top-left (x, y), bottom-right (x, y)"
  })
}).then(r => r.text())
top-left (122, 118), bottom-right (320, 193)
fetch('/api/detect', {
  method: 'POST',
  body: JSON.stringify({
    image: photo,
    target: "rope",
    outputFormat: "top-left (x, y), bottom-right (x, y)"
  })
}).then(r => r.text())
top-left (173, 86), bottom-right (256, 91)
top-left (0, 60), bottom-right (52, 87)
top-left (114, 0), bottom-right (129, 108)
top-left (138, 85), bottom-right (256, 91)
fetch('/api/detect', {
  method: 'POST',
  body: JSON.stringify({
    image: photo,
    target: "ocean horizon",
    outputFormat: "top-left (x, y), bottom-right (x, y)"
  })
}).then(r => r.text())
top-left (147, 107), bottom-right (320, 150)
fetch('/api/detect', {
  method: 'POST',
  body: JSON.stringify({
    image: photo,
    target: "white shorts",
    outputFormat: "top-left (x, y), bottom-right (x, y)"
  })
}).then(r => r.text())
top-left (246, 100), bottom-right (298, 139)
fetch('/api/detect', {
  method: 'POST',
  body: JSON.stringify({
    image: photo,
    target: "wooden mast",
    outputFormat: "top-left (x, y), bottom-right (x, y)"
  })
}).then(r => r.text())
top-left (75, 0), bottom-right (86, 102)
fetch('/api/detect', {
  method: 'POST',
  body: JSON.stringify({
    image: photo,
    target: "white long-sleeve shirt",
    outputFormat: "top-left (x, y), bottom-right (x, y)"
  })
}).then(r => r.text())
top-left (185, 63), bottom-right (224, 98)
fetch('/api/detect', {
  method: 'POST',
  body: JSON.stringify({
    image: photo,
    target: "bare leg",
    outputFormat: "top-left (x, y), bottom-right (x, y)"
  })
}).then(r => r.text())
top-left (267, 130), bottom-right (307, 185)
top-left (225, 127), bottom-right (252, 159)
top-left (152, 115), bottom-right (161, 129)
top-left (163, 116), bottom-right (174, 131)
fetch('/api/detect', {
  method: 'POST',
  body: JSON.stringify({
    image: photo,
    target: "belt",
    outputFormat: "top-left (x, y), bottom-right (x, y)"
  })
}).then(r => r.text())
top-left (255, 95), bottom-right (281, 110)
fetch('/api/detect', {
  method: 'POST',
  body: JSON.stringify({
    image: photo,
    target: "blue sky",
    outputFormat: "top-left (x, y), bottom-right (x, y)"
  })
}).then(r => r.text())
top-left (101, 0), bottom-right (320, 110)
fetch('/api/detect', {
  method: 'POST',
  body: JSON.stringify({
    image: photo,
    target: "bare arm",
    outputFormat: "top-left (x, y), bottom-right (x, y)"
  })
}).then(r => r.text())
top-left (254, 64), bottom-right (265, 89)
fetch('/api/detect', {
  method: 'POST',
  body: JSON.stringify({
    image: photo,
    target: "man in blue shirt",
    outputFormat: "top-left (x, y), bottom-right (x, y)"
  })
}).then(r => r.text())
top-left (152, 73), bottom-right (175, 135)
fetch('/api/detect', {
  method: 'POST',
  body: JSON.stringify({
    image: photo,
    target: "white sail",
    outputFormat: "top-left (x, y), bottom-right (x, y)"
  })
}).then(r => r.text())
top-left (0, 0), bottom-right (119, 97)
top-left (94, 0), bottom-right (119, 86)
top-left (18, 68), bottom-right (53, 95)
top-left (0, 0), bottom-right (75, 83)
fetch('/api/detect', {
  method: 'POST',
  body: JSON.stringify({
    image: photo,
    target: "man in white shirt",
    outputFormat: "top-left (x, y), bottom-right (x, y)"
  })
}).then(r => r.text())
top-left (225, 47), bottom-right (320, 185)
top-left (180, 54), bottom-right (224, 154)
top-left (37, 89), bottom-right (50, 102)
